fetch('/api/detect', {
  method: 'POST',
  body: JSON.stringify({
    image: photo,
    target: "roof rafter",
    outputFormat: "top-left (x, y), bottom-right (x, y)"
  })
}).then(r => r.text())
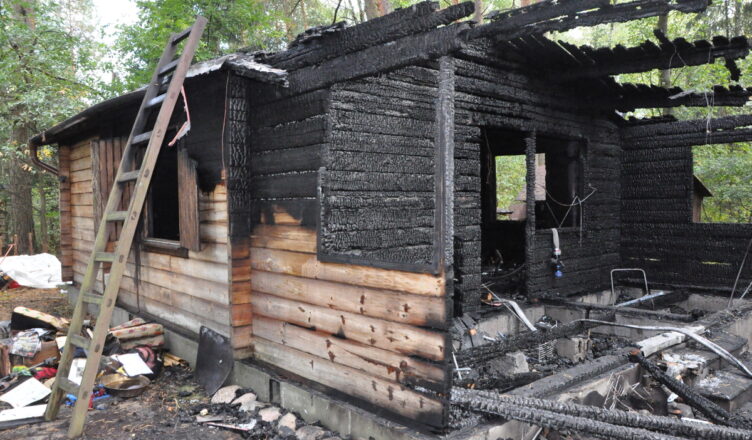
top-left (557, 34), bottom-right (749, 81)
top-left (470, 0), bottom-right (710, 43)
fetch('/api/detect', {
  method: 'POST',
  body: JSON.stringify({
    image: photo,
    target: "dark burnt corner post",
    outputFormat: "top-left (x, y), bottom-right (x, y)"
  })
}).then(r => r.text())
top-left (435, 55), bottom-right (456, 425)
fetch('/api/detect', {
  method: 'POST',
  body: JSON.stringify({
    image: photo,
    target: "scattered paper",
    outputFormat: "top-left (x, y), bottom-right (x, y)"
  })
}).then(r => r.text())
top-left (0, 404), bottom-right (46, 422)
top-left (68, 358), bottom-right (87, 385)
top-left (112, 353), bottom-right (153, 377)
top-left (0, 378), bottom-right (50, 408)
top-left (55, 336), bottom-right (66, 350)
top-left (9, 330), bottom-right (41, 357)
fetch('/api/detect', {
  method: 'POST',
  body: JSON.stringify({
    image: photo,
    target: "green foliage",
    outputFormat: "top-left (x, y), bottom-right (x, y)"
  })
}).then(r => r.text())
top-left (694, 144), bottom-right (752, 223)
top-left (495, 155), bottom-right (526, 213)
top-left (0, 0), bottom-right (108, 253)
top-left (113, 0), bottom-right (299, 91)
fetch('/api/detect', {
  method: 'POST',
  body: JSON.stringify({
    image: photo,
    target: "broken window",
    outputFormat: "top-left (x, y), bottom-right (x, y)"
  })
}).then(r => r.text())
top-left (495, 155), bottom-right (527, 221)
top-left (481, 128), bottom-right (528, 270)
top-left (143, 137), bottom-right (201, 253)
top-left (692, 143), bottom-right (752, 223)
top-left (535, 137), bottom-right (584, 230)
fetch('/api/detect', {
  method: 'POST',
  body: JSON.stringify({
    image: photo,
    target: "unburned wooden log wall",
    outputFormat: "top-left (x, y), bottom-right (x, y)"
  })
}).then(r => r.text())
top-left (621, 118), bottom-right (752, 290)
top-left (60, 73), bottom-right (233, 340)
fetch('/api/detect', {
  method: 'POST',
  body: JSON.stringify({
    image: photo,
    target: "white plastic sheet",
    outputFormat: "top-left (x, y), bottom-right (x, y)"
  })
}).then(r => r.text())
top-left (0, 253), bottom-right (62, 289)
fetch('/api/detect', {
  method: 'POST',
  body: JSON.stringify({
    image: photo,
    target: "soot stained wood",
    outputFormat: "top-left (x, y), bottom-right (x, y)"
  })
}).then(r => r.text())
top-left (319, 66), bottom-right (442, 273)
top-left (557, 35), bottom-right (749, 80)
top-left (261, 2), bottom-right (473, 71)
top-left (621, 114), bottom-right (752, 289)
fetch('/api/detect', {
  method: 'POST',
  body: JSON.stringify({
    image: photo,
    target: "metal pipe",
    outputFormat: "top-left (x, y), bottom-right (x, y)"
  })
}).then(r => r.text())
top-left (28, 140), bottom-right (59, 175)
top-left (576, 319), bottom-right (752, 378)
top-left (615, 290), bottom-right (667, 308)
top-left (611, 268), bottom-right (649, 297)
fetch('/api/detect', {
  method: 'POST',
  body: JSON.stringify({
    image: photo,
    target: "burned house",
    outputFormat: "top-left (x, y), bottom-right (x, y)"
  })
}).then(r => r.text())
top-left (29, 0), bottom-right (752, 438)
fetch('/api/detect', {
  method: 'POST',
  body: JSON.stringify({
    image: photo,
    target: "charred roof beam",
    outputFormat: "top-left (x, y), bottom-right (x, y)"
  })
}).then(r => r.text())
top-left (471, 0), bottom-right (710, 43)
top-left (259, 1), bottom-right (474, 71)
top-left (597, 84), bottom-right (752, 112)
top-left (557, 35), bottom-right (750, 81)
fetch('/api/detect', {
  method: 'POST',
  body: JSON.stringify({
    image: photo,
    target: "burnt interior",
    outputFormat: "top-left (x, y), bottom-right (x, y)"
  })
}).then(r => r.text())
top-left (241, 0), bottom-right (752, 433)
top-left (148, 143), bottom-right (180, 241)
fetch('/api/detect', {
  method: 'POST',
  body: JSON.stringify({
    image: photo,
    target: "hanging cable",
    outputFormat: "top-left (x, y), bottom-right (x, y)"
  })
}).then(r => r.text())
top-left (728, 236), bottom-right (752, 307)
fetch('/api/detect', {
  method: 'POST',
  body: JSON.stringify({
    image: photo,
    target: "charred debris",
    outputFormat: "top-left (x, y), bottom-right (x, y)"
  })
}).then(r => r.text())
top-left (244, 0), bottom-right (752, 437)
top-left (28, 0), bottom-right (752, 437)
top-left (241, 0), bottom-right (752, 437)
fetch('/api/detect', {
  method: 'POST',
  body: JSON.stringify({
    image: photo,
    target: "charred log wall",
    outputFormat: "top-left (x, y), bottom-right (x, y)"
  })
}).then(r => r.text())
top-left (319, 66), bottom-right (443, 271)
top-left (320, 41), bottom-right (622, 313)
top-left (621, 122), bottom-right (752, 290)
top-left (248, 87), bottom-right (330, 227)
top-left (454, 41), bottom-right (622, 310)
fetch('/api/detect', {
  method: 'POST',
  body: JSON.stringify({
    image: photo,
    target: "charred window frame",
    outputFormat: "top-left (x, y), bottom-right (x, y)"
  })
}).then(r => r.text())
top-left (482, 129), bottom-right (586, 230)
top-left (141, 136), bottom-right (201, 256)
top-left (535, 137), bottom-right (586, 230)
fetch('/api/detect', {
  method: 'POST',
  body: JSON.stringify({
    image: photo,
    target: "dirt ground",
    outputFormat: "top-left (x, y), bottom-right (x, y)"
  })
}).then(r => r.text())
top-left (0, 287), bottom-right (72, 322)
top-left (2, 366), bottom-right (247, 440)
top-left (0, 288), bottom-right (247, 439)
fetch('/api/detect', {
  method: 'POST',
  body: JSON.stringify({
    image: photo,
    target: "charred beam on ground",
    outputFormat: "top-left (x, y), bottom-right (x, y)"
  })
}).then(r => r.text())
top-left (628, 350), bottom-right (752, 430)
top-left (454, 311), bottom-right (615, 367)
top-left (452, 387), bottom-right (695, 440)
top-left (452, 388), bottom-right (752, 440)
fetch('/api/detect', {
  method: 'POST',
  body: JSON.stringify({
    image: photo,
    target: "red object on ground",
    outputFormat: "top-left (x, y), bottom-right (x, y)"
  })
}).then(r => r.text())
top-left (33, 366), bottom-right (57, 380)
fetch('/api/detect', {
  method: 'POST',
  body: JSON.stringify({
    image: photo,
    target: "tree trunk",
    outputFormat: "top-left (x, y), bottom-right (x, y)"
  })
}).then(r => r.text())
top-left (38, 184), bottom-right (48, 253)
top-left (8, 148), bottom-right (35, 255)
top-left (474, 0), bottom-right (483, 23)
top-left (364, 0), bottom-right (379, 20)
top-left (658, 14), bottom-right (672, 117)
top-left (7, 0), bottom-right (37, 255)
top-left (364, 0), bottom-right (390, 20)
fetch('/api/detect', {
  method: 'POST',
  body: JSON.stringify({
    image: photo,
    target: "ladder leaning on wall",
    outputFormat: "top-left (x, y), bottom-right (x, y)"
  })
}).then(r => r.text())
top-left (44, 16), bottom-right (207, 439)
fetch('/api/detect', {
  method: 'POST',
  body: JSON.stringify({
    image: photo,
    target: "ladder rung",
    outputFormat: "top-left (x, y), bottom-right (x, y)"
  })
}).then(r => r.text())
top-left (56, 377), bottom-right (80, 395)
top-left (117, 170), bottom-right (140, 183)
top-left (68, 335), bottom-right (91, 350)
top-left (81, 293), bottom-right (103, 305)
top-left (94, 252), bottom-right (116, 263)
top-left (145, 93), bottom-right (166, 109)
top-left (132, 131), bottom-right (152, 145)
top-left (106, 211), bottom-right (128, 222)
top-left (158, 59), bottom-right (179, 76)
top-left (172, 27), bottom-right (192, 45)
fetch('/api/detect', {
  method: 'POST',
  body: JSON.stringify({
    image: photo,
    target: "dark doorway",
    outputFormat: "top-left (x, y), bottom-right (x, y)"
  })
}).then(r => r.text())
top-left (480, 128), bottom-right (528, 296)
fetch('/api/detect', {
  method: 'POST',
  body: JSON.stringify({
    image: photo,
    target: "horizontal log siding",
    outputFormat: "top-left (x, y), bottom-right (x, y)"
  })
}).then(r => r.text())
top-left (319, 67), bottom-right (442, 269)
top-left (621, 126), bottom-right (752, 289)
top-left (67, 137), bottom-right (231, 339)
top-left (249, 223), bottom-right (447, 427)
top-left (453, 43), bottom-right (622, 305)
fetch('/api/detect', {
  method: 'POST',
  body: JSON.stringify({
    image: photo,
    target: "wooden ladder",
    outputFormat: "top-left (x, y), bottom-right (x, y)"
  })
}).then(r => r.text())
top-left (45, 16), bottom-right (207, 438)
